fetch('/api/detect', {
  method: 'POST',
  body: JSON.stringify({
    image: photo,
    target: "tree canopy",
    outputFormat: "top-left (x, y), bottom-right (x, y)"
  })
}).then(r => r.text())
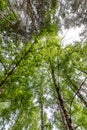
top-left (0, 0), bottom-right (87, 130)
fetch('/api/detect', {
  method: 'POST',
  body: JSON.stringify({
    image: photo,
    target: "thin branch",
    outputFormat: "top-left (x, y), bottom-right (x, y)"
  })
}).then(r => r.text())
top-left (70, 77), bottom-right (87, 115)
top-left (0, 44), bottom-right (34, 88)
top-left (74, 66), bottom-right (87, 75)
top-left (7, 0), bottom-right (18, 20)
top-left (0, 12), bottom-right (13, 25)
top-left (66, 75), bottom-right (87, 107)
top-left (0, 42), bottom-right (54, 88)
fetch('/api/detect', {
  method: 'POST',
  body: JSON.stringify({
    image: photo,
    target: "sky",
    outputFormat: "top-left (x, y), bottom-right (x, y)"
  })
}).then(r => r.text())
top-left (59, 25), bottom-right (84, 46)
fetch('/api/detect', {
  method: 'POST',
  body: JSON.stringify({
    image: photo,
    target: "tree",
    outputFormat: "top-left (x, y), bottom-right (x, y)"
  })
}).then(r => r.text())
top-left (58, 0), bottom-right (87, 41)
top-left (0, 0), bottom-right (87, 130)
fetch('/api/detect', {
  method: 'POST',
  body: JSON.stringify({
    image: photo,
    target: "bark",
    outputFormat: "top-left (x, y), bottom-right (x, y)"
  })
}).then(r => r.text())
top-left (50, 61), bottom-right (75, 130)
top-left (37, 0), bottom-right (45, 26)
top-left (56, 87), bottom-right (75, 130)
top-left (58, 102), bottom-right (68, 130)
top-left (26, 0), bottom-right (36, 24)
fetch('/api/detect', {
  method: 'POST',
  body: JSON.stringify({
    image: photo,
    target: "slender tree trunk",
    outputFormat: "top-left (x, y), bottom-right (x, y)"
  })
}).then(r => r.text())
top-left (40, 98), bottom-right (44, 130)
top-left (50, 61), bottom-right (75, 130)
top-left (39, 87), bottom-right (44, 130)
top-left (58, 102), bottom-right (68, 130)
top-left (56, 87), bottom-right (75, 130)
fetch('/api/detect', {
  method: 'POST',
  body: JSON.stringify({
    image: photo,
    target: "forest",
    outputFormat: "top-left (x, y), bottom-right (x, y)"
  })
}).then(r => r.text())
top-left (0, 0), bottom-right (87, 130)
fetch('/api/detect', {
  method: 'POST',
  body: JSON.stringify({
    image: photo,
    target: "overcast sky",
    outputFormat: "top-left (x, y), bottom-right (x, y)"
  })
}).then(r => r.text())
top-left (59, 25), bottom-right (84, 46)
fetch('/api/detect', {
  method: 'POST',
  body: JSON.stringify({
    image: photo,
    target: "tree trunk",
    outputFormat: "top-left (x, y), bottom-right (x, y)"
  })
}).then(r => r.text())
top-left (56, 87), bottom-right (75, 130)
top-left (50, 61), bottom-right (75, 130)
top-left (39, 87), bottom-right (44, 130)
top-left (58, 102), bottom-right (68, 130)
top-left (40, 98), bottom-right (44, 130)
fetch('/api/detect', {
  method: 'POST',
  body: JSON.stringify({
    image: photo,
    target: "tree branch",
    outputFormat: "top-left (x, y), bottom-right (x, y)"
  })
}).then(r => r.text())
top-left (70, 77), bottom-right (87, 116)
top-left (0, 12), bottom-right (13, 25)
top-left (7, 0), bottom-right (18, 20)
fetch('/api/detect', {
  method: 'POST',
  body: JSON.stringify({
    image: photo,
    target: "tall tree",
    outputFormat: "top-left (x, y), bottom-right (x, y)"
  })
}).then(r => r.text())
top-left (58, 0), bottom-right (87, 41)
top-left (0, 0), bottom-right (87, 130)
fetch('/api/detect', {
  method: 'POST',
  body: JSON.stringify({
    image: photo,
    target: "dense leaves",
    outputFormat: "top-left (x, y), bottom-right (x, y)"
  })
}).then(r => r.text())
top-left (0, 0), bottom-right (87, 130)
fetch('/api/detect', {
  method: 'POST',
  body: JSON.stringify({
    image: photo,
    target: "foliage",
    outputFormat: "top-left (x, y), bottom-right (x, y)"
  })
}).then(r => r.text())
top-left (0, 0), bottom-right (87, 130)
